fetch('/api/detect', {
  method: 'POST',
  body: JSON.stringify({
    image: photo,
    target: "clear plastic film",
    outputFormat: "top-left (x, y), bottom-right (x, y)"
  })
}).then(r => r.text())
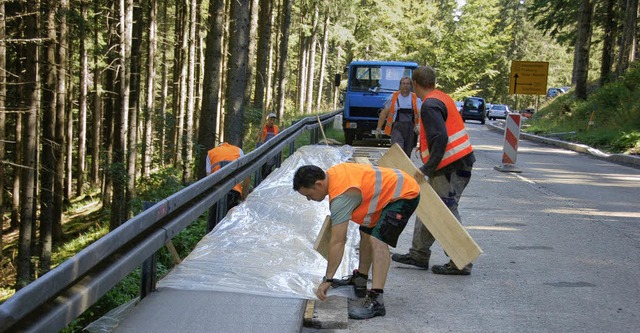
top-left (157, 144), bottom-right (360, 300)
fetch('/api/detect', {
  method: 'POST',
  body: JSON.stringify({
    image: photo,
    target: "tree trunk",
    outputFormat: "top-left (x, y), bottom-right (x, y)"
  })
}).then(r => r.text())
top-left (110, 0), bottom-right (133, 230)
top-left (600, 0), bottom-right (616, 85)
top-left (254, 0), bottom-right (273, 112)
top-left (574, 0), bottom-right (593, 100)
top-left (297, 33), bottom-right (307, 112)
top-left (0, 0), bottom-right (6, 261)
top-left (53, 0), bottom-right (69, 243)
top-left (12, 111), bottom-right (21, 231)
top-left (170, 2), bottom-right (183, 166)
top-left (77, 0), bottom-right (88, 197)
top-left (65, 43), bottom-right (73, 201)
top-left (91, 0), bottom-right (102, 186)
top-left (305, 3), bottom-right (318, 114)
top-left (316, 8), bottom-right (329, 110)
top-left (143, 0), bottom-right (157, 177)
top-left (102, 3), bottom-right (118, 205)
top-left (159, 1), bottom-right (169, 168)
top-left (39, 0), bottom-right (58, 274)
top-left (16, 0), bottom-right (40, 289)
top-left (617, 0), bottom-right (638, 75)
top-left (224, 0), bottom-right (251, 147)
top-left (276, 0), bottom-right (292, 117)
top-left (127, 3), bottom-right (143, 218)
top-left (175, 1), bottom-right (188, 168)
top-left (196, 0), bottom-right (225, 179)
top-left (184, 0), bottom-right (197, 181)
top-left (244, 0), bottom-right (259, 106)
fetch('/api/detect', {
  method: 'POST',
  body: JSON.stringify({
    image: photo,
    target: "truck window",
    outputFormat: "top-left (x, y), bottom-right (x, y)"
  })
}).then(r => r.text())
top-left (349, 65), bottom-right (414, 92)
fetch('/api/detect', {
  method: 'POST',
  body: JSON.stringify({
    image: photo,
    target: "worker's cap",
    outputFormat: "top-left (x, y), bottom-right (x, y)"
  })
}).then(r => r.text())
top-left (268, 113), bottom-right (277, 119)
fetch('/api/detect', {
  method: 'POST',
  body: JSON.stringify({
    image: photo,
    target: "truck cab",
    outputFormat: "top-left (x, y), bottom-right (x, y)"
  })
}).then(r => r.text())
top-left (341, 60), bottom-right (419, 145)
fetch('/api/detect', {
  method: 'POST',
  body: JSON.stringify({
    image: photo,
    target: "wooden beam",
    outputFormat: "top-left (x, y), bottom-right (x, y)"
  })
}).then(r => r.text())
top-left (377, 143), bottom-right (482, 268)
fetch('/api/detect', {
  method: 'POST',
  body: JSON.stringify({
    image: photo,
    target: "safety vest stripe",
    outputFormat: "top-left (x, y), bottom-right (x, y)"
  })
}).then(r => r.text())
top-left (392, 169), bottom-right (404, 199)
top-left (364, 167), bottom-right (383, 226)
top-left (421, 128), bottom-right (468, 160)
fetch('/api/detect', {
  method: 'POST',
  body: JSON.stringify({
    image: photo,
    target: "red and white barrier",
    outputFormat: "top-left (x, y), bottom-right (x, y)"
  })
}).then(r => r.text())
top-left (494, 113), bottom-right (522, 173)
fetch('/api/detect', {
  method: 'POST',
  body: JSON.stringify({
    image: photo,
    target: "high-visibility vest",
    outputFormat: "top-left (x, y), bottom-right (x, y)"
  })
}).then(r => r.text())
top-left (261, 124), bottom-right (279, 143)
top-left (207, 142), bottom-right (243, 195)
top-left (327, 163), bottom-right (420, 228)
top-left (418, 89), bottom-right (473, 170)
top-left (384, 91), bottom-right (420, 136)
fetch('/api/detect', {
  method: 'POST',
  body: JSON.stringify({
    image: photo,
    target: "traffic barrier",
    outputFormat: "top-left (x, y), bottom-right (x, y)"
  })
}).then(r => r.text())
top-left (494, 113), bottom-right (522, 173)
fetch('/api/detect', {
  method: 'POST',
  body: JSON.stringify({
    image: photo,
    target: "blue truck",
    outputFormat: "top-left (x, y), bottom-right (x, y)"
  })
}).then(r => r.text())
top-left (340, 60), bottom-right (419, 145)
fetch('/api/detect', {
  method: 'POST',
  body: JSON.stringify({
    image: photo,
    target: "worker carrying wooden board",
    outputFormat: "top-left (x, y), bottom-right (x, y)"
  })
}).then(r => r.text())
top-left (389, 64), bottom-right (481, 275)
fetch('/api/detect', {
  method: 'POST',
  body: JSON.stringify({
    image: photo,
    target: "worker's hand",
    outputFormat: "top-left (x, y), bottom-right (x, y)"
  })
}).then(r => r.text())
top-left (316, 282), bottom-right (331, 301)
top-left (375, 129), bottom-right (381, 139)
top-left (414, 125), bottom-right (420, 135)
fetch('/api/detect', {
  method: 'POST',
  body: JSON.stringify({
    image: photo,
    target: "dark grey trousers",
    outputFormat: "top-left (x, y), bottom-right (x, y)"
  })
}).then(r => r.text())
top-left (408, 164), bottom-right (473, 262)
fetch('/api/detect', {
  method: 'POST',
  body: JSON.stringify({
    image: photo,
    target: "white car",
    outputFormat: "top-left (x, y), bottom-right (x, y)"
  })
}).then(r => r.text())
top-left (487, 104), bottom-right (510, 120)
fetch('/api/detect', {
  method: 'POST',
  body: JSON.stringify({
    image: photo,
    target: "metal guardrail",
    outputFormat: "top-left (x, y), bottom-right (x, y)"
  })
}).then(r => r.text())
top-left (0, 110), bottom-right (342, 332)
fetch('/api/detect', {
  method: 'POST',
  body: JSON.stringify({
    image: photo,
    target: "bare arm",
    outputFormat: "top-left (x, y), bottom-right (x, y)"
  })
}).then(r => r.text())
top-left (316, 221), bottom-right (348, 300)
top-left (376, 105), bottom-right (390, 131)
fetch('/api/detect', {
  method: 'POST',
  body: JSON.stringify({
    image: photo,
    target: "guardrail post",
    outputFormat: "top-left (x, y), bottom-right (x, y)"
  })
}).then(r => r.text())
top-left (141, 202), bottom-right (158, 299)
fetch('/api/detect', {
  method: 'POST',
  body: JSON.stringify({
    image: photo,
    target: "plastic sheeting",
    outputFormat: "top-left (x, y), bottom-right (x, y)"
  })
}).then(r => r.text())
top-left (157, 144), bottom-right (360, 300)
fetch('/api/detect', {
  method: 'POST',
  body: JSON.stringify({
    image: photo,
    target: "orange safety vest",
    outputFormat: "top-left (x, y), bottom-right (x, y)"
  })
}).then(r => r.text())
top-left (384, 91), bottom-right (420, 136)
top-left (207, 142), bottom-right (244, 195)
top-left (419, 89), bottom-right (473, 170)
top-left (261, 124), bottom-right (279, 142)
top-left (327, 163), bottom-right (420, 228)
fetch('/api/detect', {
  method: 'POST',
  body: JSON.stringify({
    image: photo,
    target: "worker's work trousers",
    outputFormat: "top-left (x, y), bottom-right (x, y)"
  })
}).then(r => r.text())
top-left (391, 121), bottom-right (416, 156)
top-left (408, 165), bottom-right (472, 262)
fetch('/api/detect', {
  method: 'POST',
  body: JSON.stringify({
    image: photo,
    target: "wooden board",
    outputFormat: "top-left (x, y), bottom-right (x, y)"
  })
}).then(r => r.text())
top-left (377, 143), bottom-right (482, 268)
top-left (314, 215), bottom-right (332, 260)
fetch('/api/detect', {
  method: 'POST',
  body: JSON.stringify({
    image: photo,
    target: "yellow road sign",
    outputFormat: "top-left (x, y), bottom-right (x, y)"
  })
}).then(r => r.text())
top-left (509, 61), bottom-right (549, 95)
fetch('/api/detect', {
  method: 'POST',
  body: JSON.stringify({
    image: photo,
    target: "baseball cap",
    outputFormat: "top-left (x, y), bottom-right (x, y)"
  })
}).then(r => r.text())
top-left (268, 113), bottom-right (277, 118)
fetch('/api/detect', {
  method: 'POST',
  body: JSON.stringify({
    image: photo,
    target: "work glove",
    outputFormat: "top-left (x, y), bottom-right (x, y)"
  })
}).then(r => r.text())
top-left (375, 129), bottom-right (381, 139)
top-left (414, 125), bottom-right (420, 135)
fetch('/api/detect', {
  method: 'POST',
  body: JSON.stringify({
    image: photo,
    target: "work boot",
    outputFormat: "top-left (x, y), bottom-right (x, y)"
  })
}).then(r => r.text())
top-left (391, 253), bottom-right (429, 269)
top-left (431, 261), bottom-right (472, 275)
top-left (331, 269), bottom-right (368, 298)
top-left (348, 290), bottom-right (386, 319)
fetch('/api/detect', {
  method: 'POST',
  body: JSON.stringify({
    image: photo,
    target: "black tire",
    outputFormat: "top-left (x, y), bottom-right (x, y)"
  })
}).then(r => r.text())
top-left (345, 130), bottom-right (355, 145)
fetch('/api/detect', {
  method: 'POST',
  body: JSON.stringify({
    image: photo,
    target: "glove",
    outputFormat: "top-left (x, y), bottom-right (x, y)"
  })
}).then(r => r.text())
top-left (375, 129), bottom-right (381, 139)
top-left (414, 125), bottom-right (420, 135)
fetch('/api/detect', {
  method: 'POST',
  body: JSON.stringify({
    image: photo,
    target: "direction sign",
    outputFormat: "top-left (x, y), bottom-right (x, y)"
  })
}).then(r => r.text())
top-left (509, 61), bottom-right (549, 95)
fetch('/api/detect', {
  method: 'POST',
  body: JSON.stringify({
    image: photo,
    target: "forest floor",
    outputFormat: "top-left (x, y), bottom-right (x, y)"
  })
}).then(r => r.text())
top-left (1, 197), bottom-right (106, 301)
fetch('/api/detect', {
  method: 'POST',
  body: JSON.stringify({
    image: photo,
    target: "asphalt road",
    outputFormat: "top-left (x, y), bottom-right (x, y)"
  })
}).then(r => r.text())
top-left (342, 121), bottom-right (640, 332)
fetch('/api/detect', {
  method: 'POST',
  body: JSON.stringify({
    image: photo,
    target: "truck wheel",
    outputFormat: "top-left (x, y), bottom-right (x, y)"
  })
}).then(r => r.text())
top-left (345, 131), bottom-right (355, 145)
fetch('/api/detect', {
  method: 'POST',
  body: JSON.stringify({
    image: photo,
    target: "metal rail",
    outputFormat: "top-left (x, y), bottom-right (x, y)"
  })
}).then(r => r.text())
top-left (0, 110), bottom-right (341, 333)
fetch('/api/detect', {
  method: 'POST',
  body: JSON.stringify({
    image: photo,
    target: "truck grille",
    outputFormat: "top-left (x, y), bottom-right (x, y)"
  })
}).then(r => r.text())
top-left (349, 106), bottom-right (380, 118)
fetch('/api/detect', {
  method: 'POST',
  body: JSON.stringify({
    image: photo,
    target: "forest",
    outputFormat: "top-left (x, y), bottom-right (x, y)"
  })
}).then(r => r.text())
top-left (0, 0), bottom-right (638, 299)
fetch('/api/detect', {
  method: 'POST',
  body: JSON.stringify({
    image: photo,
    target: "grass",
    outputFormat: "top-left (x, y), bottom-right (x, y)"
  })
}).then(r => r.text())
top-left (524, 64), bottom-right (640, 155)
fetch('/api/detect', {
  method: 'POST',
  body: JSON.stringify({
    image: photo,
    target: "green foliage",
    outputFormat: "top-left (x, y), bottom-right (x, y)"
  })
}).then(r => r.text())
top-left (525, 64), bottom-right (640, 154)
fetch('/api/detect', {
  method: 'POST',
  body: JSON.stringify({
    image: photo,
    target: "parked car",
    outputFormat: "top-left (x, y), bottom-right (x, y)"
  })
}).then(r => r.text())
top-left (547, 87), bottom-right (564, 98)
top-left (487, 104), bottom-right (510, 120)
top-left (461, 97), bottom-right (486, 124)
top-left (455, 101), bottom-right (464, 113)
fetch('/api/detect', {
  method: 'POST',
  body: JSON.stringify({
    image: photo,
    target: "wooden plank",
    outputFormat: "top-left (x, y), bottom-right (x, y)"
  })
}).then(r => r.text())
top-left (314, 215), bottom-right (332, 260)
top-left (354, 156), bottom-right (372, 165)
top-left (378, 143), bottom-right (482, 269)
